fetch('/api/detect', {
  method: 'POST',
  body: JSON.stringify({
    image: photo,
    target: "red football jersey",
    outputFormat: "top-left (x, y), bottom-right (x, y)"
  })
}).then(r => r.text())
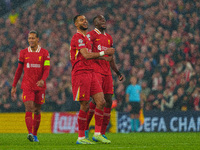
top-left (19, 46), bottom-right (50, 90)
top-left (87, 28), bottom-right (113, 75)
top-left (70, 30), bottom-right (93, 76)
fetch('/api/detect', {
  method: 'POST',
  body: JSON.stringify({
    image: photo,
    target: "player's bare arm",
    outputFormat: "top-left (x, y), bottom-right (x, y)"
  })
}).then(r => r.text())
top-left (99, 56), bottom-right (113, 62)
top-left (80, 47), bottom-right (115, 60)
top-left (110, 57), bottom-right (123, 81)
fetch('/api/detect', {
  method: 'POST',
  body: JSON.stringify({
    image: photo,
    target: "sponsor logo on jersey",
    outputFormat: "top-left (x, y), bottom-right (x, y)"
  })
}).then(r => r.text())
top-left (31, 64), bottom-right (41, 68)
top-left (98, 45), bottom-right (101, 51)
top-left (96, 39), bottom-right (100, 41)
top-left (27, 63), bottom-right (41, 68)
top-left (25, 57), bottom-right (29, 59)
top-left (98, 44), bottom-right (108, 51)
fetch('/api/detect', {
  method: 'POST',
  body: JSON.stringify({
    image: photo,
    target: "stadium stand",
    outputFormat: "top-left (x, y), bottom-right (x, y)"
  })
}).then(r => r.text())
top-left (0, 0), bottom-right (200, 112)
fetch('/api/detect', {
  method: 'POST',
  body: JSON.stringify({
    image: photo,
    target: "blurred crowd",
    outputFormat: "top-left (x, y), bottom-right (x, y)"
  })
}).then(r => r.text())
top-left (0, 0), bottom-right (200, 112)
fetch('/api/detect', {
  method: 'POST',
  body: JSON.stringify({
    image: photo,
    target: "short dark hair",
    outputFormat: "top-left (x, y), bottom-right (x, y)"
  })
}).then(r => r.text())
top-left (29, 30), bottom-right (39, 38)
top-left (74, 15), bottom-right (82, 24)
top-left (93, 16), bottom-right (98, 23)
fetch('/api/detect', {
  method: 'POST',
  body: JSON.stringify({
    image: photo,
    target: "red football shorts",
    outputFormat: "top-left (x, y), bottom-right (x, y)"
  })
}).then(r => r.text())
top-left (72, 72), bottom-right (103, 101)
top-left (22, 89), bottom-right (45, 104)
top-left (95, 72), bottom-right (114, 94)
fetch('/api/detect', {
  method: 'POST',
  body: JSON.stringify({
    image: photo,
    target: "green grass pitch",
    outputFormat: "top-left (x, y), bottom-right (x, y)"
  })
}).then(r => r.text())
top-left (0, 132), bottom-right (199, 150)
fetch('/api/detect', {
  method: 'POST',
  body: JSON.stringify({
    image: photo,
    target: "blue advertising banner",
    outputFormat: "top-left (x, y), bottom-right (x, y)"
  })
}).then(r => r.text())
top-left (118, 111), bottom-right (200, 132)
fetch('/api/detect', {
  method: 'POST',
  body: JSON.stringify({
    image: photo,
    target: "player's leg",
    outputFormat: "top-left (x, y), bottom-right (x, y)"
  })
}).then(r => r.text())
top-left (90, 73), bottom-right (111, 143)
top-left (72, 73), bottom-right (95, 144)
top-left (91, 92), bottom-right (110, 144)
top-left (101, 75), bottom-right (113, 138)
top-left (76, 101), bottom-right (95, 144)
top-left (85, 72), bottom-right (103, 137)
top-left (32, 90), bottom-right (45, 142)
top-left (33, 103), bottom-right (41, 142)
top-left (23, 90), bottom-right (35, 142)
top-left (85, 99), bottom-right (96, 139)
top-left (101, 94), bottom-right (112, 139)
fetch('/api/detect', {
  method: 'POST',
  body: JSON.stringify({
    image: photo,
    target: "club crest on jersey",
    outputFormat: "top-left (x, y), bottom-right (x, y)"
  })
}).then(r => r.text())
top-left (39, 56), bottom-right (42, 61)
top-left (108, 40), bottom-right (110, 45)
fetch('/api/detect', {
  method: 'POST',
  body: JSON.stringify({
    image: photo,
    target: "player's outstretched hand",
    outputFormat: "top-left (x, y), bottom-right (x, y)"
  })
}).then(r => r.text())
top-left (11, 87), bottom-right (17, 98)
top-left (105, 48), bottom-right (115, 56)
top-left (37, 79), bottom-right (44, 87)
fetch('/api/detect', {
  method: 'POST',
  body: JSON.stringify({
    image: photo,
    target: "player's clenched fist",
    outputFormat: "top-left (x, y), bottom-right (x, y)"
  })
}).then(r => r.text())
top-left (105, 48), bottom-right (115, 55)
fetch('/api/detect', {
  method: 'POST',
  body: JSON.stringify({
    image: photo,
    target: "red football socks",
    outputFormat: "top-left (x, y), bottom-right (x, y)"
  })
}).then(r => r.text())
top-left (94, 108), bottom-right (104, 133)
top-left (25, 112), bottom-right (33, 134)
top-left (85, 102), bottom-right (96, 130)
top-left (78, 110), bottom-right (87, 138)
top-left (101, 107), bottom-right (111, 135)
top-left (33, 114), bottom-right (41, 136)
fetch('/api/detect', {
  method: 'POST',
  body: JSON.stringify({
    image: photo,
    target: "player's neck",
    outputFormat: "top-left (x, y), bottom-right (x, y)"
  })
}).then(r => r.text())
top-left (98, 28), bottom-right (105, 34)
top-left (78, 29), bottom-right (87, 36)
top-left (30, 45), bottom-right (39, 52)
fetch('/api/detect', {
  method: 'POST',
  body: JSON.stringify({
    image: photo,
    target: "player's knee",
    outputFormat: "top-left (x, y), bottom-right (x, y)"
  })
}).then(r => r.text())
top-left (25, 105), bottom-right (34, 112)
top-left (105, 99), bottom-right (112, 108)
top-left (100, 98), bottom-right (106, 107)
top-left (80, 101), bottom-right (90, 112)
top-left (34, 109), bottom-right (41, 115)
top-left (25, 107), bottom-right (34, 112)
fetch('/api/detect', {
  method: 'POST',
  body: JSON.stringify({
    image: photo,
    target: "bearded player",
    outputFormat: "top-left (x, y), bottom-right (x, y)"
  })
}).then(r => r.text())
top-left (85, 15), bottom-right (123, 142)
top-left (70, 15), bottom-right (116, 144)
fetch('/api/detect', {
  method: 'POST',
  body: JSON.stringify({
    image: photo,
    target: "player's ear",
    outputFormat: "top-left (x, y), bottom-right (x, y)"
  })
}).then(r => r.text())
top-left (93, 21), bottom-right (97, 27)
top-left (75, 21), bottom-right (78, 28)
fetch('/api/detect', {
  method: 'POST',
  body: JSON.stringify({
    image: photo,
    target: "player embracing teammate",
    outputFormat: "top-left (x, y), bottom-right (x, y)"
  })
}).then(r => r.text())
top-left (70, 15), bottom-right (119, 144)
top-left (70, 14), bottom-right (123, 144)
top-left (85, 15), bottom-right (123, 143)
